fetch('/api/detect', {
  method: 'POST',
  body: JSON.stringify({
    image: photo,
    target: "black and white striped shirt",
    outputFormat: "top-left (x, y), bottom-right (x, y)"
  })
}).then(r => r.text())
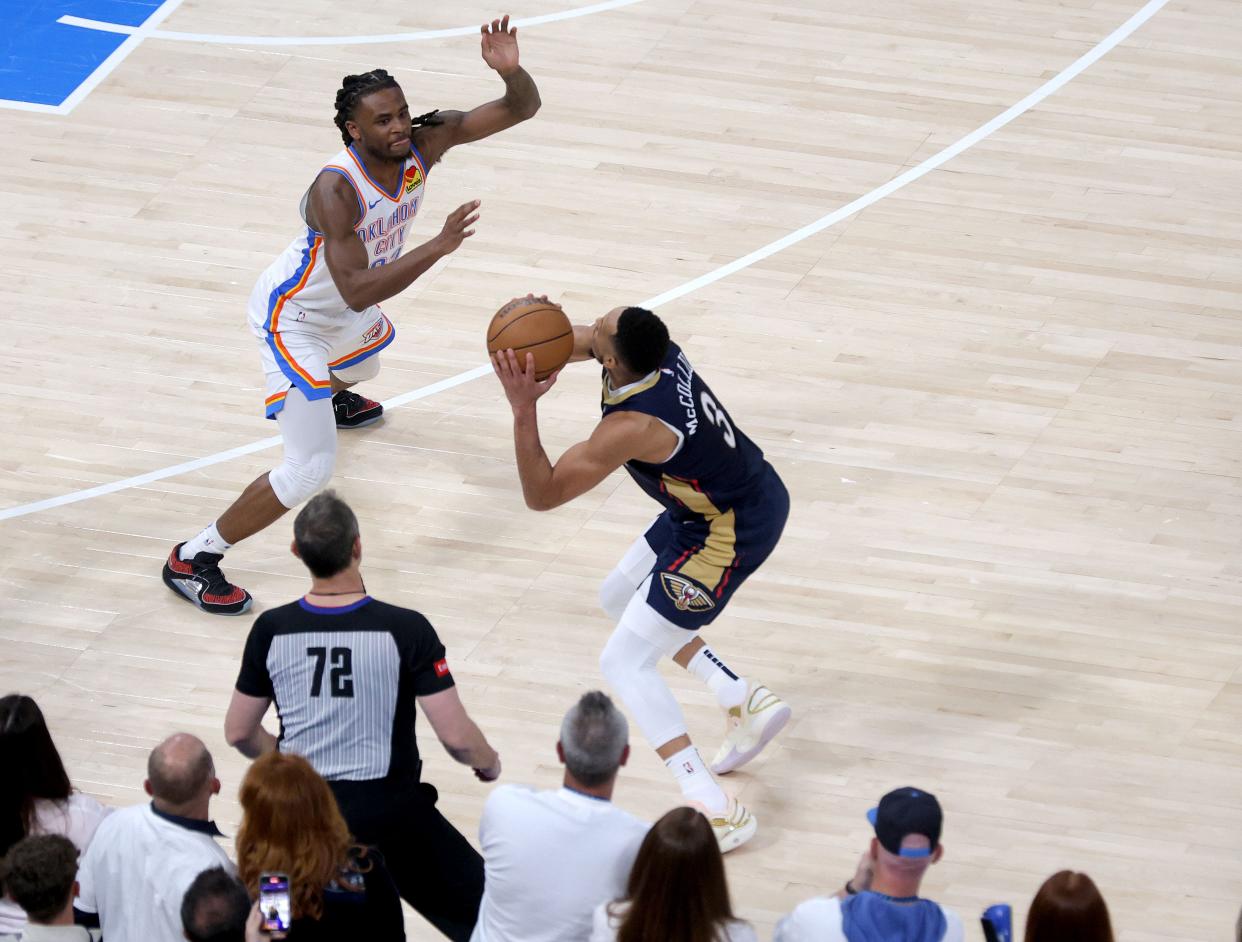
top-left (235, 596), bottom-right (454, 781)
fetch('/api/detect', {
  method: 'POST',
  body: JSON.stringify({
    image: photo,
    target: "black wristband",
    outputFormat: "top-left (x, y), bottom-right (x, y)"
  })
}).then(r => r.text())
top-left (845, 880), bottom-right (858, 896)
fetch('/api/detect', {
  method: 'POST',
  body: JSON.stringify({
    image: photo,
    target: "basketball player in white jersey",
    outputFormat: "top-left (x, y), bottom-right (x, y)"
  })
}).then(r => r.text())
top-left (164, 16), bottom-right (540, 614)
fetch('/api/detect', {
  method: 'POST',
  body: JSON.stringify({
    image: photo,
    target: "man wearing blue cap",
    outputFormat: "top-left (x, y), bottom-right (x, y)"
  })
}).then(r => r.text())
top-left (774, 787), bottom-right (963, 942)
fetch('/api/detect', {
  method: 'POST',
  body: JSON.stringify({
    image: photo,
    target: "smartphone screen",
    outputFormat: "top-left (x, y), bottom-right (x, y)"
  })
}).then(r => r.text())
top-left (259, 872), bottom-right (291, 932)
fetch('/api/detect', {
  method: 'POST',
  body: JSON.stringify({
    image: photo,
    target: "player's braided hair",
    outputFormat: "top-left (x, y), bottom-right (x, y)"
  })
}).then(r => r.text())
top-left (333, 68), bottom-right (442, 145)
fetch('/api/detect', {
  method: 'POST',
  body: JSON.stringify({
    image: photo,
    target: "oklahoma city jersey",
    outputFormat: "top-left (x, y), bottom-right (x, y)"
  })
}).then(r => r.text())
top-left (251, 143), bottom-right (429, 333)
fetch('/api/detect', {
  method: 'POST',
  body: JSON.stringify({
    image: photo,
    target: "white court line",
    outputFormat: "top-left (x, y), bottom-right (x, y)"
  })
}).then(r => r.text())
top-left (0, 0), bottom-right (190, 115)
top-left (0, 99), bottom-right (70, 115)
top-left (0, 0), bottom-right (1169, 523)
top-left (58, 0), bottom-right (647, 46)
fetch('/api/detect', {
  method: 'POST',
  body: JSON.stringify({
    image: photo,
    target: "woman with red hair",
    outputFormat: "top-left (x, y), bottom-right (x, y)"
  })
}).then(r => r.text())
top-left (1024, 871), bottom-right (1114, 942)
top-left (236, 752), bottom-right (403, 940)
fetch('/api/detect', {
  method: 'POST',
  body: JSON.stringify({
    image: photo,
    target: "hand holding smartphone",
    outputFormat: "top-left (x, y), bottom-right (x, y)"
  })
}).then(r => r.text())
top-left (259, 872), bottom-right (291, 939)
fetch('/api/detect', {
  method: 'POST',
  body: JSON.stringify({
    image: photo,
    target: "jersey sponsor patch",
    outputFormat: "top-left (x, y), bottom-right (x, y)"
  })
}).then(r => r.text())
top-left (403, 165), bottom-right (424, 193)
top-left (659, 572), bottom-right (716, 612)
top-left (434, 658), bottom-right (450, 677)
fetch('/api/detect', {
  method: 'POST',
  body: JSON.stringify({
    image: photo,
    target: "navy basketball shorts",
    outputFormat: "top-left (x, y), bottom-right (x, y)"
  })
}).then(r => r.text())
top-left (642, 467), bottom-right (790, 630)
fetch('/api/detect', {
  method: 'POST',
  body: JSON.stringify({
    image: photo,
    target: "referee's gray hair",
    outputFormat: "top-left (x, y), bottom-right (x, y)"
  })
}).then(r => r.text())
top-left (559, 691), bottom-right (628, 787)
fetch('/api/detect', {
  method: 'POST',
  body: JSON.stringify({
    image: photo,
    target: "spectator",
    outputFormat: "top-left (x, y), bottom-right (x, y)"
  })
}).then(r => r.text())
top-left (1024, 871), bottom-right (1113, 942)
top-left (472, 691), bottom-right (648, 942)
top-left (181, 867), bottom-right (251, 942)
top-left (225, 491), bottom-right (500, 941)
top-left (774, 787), bottom-right (963, 942)
top-left (74, 734), bottom-right (234, 942)
top-left (0, 834), bottom-right (99, 941)
top-left (235, 751), bottom-right (403, 941)
top-left (0, 695), bottom-right (109, 934)
top-left (592, 806), bottom-right (756, 942)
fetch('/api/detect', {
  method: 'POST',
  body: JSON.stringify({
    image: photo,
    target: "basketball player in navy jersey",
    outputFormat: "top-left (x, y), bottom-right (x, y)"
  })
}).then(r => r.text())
top-left (164, 16), bottom-right (540, 615)
top-left (492, 303), bottom-right (792, 852)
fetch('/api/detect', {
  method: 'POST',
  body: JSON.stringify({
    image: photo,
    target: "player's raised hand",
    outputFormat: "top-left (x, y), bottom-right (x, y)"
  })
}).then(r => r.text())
top-left (436, 200), bottom-right (480, 255)
top-left (492, 348), bottom-right (559, 410)
top-left (480, 14), bottom-right (520, 76)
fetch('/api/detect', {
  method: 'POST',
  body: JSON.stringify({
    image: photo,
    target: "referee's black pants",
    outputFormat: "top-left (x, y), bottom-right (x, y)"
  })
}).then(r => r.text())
top-left (330, 777), bottom-right (483, 942)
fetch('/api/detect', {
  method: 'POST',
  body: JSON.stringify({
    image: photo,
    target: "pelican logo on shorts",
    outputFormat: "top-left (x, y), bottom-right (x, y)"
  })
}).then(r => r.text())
top-left (362, 318), bottom-right (384, 345)
top-left (659, 572), bottom-right (716, 612)
top-left (403, 165), bottom-right (424, 194)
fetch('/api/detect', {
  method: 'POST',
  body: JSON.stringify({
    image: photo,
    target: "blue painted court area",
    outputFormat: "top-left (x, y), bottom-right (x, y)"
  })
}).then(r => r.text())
top-left (0, 0), bottom-right (164, 107)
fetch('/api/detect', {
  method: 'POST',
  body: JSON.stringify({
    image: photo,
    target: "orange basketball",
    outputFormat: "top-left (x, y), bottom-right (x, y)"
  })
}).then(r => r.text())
top-left (487, 298), bottom-right (574, 381)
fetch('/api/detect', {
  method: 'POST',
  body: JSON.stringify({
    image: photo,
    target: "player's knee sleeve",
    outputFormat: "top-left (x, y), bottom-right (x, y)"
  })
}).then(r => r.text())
top-left (599, 534), bottom-right (658, 621)
top-left (269, 449), bottom-right (335, 509)
top-left (599, 622), bottom-right (689, 748)
top-left (269, 390), bottom-right (339, 509)
top-left (599, 568), bottom-right (636, 622)
top-left (331, 355), bottom-right (381, 385)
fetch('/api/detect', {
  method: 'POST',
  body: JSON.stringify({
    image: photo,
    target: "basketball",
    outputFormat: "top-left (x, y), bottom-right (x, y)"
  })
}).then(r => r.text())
top-left (487, 297), bottom-right (574, 381)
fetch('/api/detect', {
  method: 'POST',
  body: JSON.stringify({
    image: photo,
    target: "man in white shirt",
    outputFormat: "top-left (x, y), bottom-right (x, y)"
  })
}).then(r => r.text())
top-left (471, 691), bottom-right (649, 942)
top-left (775, 787), bottom-right (964, 942)
top-left (74, 734), bottom-right (235, 942)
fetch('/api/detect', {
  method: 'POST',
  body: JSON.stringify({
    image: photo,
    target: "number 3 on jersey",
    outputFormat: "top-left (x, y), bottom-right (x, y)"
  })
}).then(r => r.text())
top-left (700, 392), bottom-right (736, 448)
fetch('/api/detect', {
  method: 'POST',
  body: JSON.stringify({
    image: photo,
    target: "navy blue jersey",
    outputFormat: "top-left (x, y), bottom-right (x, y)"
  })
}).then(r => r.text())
top-left (601, 343), bottom-right (788, 627)
top-left (601, 342), bottom-right (767, 520)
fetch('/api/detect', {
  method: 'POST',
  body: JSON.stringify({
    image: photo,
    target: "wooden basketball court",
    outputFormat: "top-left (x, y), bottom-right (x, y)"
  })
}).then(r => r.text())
top-left (2, 0), bottom-right (1239, 938)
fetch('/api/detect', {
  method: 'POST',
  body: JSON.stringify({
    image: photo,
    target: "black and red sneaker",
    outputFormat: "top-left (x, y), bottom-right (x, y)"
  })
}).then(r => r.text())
top-left (333, 390), bottom-right (384, 429)
top-left (162, 543), bottom-right (253, 615)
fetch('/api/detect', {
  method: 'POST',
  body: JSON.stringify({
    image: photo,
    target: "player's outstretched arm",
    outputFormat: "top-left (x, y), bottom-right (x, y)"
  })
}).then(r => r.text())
top-left (414, 15), bottom-right (541, 167)
top-left (308, 172), bottom-right (480, 310)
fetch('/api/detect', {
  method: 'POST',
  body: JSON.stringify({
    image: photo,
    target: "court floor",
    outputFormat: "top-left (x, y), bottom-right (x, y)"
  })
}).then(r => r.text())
top-left (1, 0), bottom-right (1240, 938)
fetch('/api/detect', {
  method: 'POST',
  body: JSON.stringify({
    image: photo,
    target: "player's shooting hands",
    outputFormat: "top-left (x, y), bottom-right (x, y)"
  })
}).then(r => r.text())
top-left (480, 14), bottom-right (520, 76)
top-left (521, 292), bottom-right (560, 309)
top-left (436, 200), bottom-right (480, 256)
top-left (492, 349), bottom-right (559, 410)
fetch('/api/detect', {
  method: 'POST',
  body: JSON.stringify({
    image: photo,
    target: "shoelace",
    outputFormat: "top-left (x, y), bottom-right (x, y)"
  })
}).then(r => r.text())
top-left (336, 391), bottom-right (374, 412)
top-left (193, 557), bottom-right (238, 596)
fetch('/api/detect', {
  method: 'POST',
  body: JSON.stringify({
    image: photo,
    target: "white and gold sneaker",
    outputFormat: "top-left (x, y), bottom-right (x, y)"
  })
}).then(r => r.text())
top-left (709, 797), bottom-right (758, 853)
top-left (710, 683), bottom-right (791, 775)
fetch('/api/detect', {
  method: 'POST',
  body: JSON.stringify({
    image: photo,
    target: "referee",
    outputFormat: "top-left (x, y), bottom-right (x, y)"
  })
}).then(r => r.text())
top-left (224, 491), bottom-right (501, 941)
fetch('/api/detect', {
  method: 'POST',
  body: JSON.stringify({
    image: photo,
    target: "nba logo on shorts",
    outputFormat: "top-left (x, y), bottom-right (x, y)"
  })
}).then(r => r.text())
top-left (434, 658), bottom-right (449, 677)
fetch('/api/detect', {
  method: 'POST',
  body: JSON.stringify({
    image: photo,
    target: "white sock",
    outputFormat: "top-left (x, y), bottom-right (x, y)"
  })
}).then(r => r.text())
top-left (180, 522), bottom-right (232, 561)
top-left (687, 647), bottom-right (748, 710)
top-left (665, 745), bottom-right (728, 813)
